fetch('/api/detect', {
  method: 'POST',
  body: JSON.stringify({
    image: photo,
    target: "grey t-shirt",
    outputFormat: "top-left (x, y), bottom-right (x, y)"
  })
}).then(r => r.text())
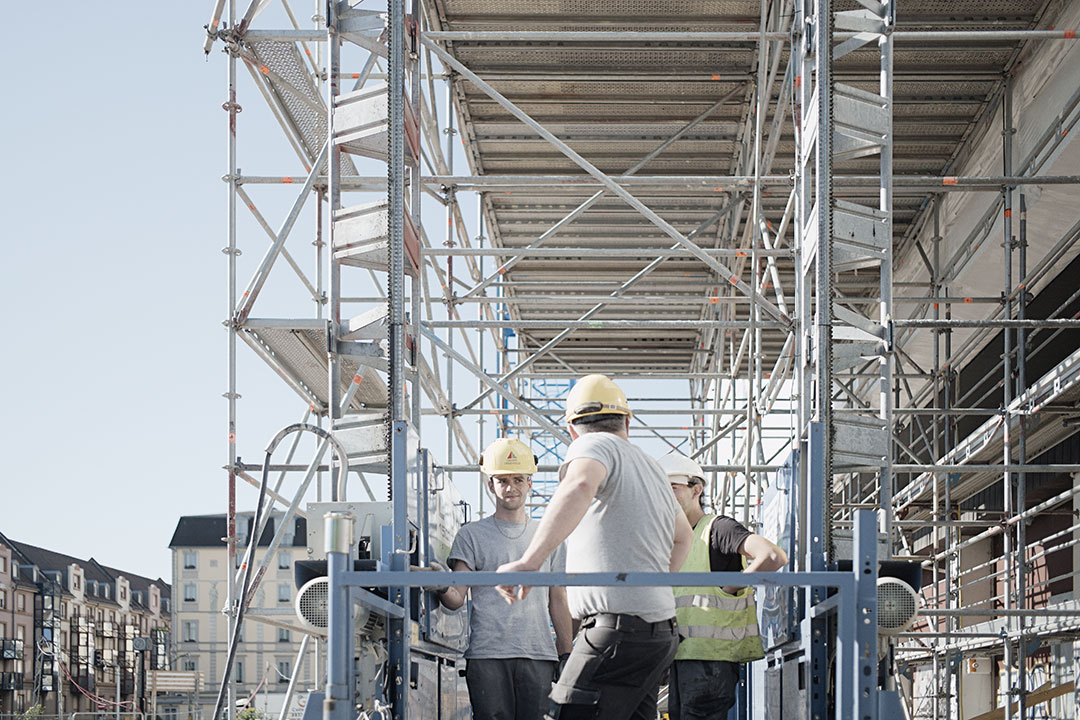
top-left (560, 432), bottom-right (680, 623)
top-left (447, 516), bottom-right (566, 660)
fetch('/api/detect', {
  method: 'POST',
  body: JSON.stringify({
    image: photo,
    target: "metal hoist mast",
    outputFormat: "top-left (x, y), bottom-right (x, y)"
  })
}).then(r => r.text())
top-left (796, 0), bottom-right (893, 716)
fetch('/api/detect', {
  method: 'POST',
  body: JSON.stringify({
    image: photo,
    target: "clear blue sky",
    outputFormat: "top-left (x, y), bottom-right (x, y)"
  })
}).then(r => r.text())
top-left (1, 2), bottom-right (264, 580)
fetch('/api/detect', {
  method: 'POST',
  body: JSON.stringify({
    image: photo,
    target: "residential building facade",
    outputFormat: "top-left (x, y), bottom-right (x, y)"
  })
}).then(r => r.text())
top-left (169, 514), bottom-right (317, 718)
top-left (0, 532), bottom-right (171, 716)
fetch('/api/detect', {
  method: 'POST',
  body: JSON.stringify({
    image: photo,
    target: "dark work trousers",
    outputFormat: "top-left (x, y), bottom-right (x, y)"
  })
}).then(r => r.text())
top-left (546, 614), bottom-right (679, 720)
top-left (465, 657), bottom-right (558, 720)
top-left (668, 659), bottom-right (739, 720)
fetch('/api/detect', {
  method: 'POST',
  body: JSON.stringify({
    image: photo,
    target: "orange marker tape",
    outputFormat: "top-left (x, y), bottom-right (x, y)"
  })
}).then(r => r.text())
top-left (736, 250), bottom-right (747, 257)
top-left (710, 74), bottom-right (725, 80)
top-left (228, 432), bottom-right (236, 443)
top-left (260, 65), bottom-right (269, 75)
top-left (728, 275), bottom-right (739, 285)
top-left (1065, 30), bottom-right (1076, 38)
top-left (353, 374), bottom-right (364, 384)
top-left (282, 177), bottom-right (294, 184)
top-left (1004, 209), bottom-right (1012, 218)
top-left (963, 297), bottom-right (973, 304)
top-left (710, 296), bottom-right (719, 304)
top-left (942, 176), bottom-right (958, 186)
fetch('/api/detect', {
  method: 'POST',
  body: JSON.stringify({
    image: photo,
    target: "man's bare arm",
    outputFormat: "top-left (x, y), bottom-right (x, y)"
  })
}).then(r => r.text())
top-left (495, 457), bottom-right (605, 602)
top-left (548, 586), bottom-right (574, 655)
top-left (436, 559), bottom-right (471, 610)
top-left (740, 534), bottom-right (788, 572)
top-left (722, 533), bottom-right (788, 594)
top-left (670, 509), bottom-right (694, 572)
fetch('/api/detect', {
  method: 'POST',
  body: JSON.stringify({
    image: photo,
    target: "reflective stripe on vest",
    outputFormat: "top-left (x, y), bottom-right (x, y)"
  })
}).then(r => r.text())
top-left (673, 515), bottom-right (765, 663)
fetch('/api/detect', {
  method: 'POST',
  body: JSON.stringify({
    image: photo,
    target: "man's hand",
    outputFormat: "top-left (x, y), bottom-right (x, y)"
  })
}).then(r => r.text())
top-left (495, 558), bottom-right (539, 604)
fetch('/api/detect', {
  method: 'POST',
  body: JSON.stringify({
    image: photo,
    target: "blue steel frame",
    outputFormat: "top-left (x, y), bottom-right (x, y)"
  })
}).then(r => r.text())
top-left (323, 509), bottom-right (879, 720)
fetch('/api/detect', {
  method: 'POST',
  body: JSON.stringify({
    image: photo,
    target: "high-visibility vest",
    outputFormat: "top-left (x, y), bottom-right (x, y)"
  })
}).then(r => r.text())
top-left (673, 515), bottom-right (765, 662)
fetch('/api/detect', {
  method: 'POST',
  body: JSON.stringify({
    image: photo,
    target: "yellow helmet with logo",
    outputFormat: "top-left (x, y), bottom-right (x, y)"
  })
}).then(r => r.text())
top-left (480, 437), bottom-right (538, 476)
top-left (564, 374), bottom-right (632, 423)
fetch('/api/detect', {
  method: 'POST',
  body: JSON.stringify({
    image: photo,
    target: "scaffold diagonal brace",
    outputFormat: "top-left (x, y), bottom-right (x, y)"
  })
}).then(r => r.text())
top-left (421, 36), bottom-right (789, 326)
top-left (235, 142), bottom-right (329, 324)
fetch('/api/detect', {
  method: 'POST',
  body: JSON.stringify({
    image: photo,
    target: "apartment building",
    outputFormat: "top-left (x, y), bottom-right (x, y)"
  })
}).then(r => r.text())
top-left (169, 513), bottom-right (317, 717)
top-left (0, 532), bottom-right (171, 716)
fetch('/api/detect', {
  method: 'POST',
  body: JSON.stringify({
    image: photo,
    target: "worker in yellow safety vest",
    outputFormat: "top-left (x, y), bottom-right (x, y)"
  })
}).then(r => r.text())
top-left (658, 452), bottom-right (788, 720)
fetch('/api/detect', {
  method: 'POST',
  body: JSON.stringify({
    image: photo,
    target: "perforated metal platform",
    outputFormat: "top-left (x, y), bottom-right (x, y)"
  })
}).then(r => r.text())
top-left (240, 320), bottom-right (388, 411)
top-left (426, 0), bottom-right (1051, 377)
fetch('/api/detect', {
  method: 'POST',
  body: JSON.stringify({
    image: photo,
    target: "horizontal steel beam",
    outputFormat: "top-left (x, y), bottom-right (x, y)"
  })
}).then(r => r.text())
top-left (424, 30), bottom-right (1080, 42)
top-left (895, 318), bottom-right (1080, 329)
top-left (423, 319), bottom-right (788, 329)
top-left (347, 569), bottom-right (850, 589)
top-left (422, 247), bottom-right (794, 257)
top-left (234, 174), bottom-right (1080, 190)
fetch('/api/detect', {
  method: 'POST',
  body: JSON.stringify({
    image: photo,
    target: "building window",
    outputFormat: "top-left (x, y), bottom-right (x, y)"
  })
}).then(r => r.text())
top-left (277, 585), bottom-right (290, 603)
top-left (61, 602), bottom-right (67, 619)
top-left (277, 628), bottom-right (290, 643)
top-left (182, 621), bottom-right (198, 643)
top-left (73, 575), bottom-right (80, 590)
top-left (183, 551), bottom-right (197, 570)
top-left (183, 584), bottom-right (197, 603)
top-left (182, 658), bottom-right (197, 672)
top-left (0, 590), bottom-right (5, 610)
top-left (235, 659), bottom-right (244, 684)
top-left (120, 587), bottom-right (127, 601)
top-left (0, 556), bottom-right (6, 573)
top-left (277, 553), bottom-right (290, 570)
top-left (0, 621), bottom-right (6, 637)
top-left (277, 661), bottom-right (290, 682)
top-left (17, 593), bottom-right (25, 612)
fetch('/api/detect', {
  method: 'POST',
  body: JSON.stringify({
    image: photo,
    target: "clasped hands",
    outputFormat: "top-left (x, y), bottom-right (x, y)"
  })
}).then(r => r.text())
top-left (494, 558), bottom-right (541, 604)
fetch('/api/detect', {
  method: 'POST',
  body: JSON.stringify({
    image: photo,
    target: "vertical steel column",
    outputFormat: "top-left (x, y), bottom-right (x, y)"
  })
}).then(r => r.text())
top-left (388, 421), bottom-right (411, 720)
top-left (877, 1), bottom-right (895, 544)
top-left (1016, 194), bottom-right (1028, 714)
top-left (853, 509), bottom-right (879, 720)
top-left (388, 0), bottom-right (411, 718)
top-left (323, 512), bottom-right (354, 720)
top-left (1000, 77), bottom-right (1017, 720)
top-left (445, 73), bottom-right (456, 467)
top-left (326, 0), bottom-right (344, 502)
top-left (224, 1), bottom-right (239, 716)
top-left (409, 0), bottom-right (423, 427)
top-left (805, 423), bottom-right (829, 720)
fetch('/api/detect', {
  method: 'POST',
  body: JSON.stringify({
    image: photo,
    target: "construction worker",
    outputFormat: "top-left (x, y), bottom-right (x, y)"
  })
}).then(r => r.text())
top-left (436, 437), bottom-right (574, 720)
top-left (658, 452), bottom-right (788, 720)
top-left (495, 374), bottom-right (694, 720)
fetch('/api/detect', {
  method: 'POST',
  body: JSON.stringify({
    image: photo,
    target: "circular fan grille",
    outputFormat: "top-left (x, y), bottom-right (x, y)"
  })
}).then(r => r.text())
top-left (296, 577), bottom-right (329, 629)
top-left (877, 578), bottom-right (919, 635)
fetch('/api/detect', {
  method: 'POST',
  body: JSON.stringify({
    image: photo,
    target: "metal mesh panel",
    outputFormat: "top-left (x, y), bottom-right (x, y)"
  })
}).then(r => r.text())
top-left (244, 326), bottom-right (388, 410)
top-left (439, 0), bottom-right (756, 15)
top-left (250, 41), bottom-right (357, 177)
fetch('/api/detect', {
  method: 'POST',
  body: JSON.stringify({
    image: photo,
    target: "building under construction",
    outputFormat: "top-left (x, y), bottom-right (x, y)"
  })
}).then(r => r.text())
top-left (199, 0), bottom-right (1080, 717)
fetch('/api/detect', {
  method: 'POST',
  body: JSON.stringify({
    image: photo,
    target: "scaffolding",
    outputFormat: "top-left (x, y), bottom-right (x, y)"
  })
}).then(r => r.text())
top-left (203, 0), bottom-right (1080, 717)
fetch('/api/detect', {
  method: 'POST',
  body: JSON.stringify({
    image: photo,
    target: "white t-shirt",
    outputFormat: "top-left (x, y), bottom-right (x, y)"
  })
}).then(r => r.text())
top-left (560, 432), bottom-right (680, 622)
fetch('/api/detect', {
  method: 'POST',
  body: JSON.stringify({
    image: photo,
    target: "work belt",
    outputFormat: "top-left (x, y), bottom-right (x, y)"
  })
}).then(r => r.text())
top-left (581, 613), bottom-right (677, 634)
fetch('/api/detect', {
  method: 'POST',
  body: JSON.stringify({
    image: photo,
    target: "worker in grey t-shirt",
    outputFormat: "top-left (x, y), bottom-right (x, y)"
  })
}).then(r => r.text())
top-left (437, 438), bottom-right (573, 720)
top-left (496, 375), bottom-right (694, 720)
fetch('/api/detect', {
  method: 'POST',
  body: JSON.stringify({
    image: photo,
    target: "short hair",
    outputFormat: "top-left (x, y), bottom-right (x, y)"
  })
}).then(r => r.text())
top-left (570, 413), bottom-right (626, 434)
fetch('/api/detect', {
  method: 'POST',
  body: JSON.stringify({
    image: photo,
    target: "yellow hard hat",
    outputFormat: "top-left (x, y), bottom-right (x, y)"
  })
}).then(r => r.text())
top-left (564, 374), bottom-right (632, 423)
top-left (480, 437), bottom-right (538, 476)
